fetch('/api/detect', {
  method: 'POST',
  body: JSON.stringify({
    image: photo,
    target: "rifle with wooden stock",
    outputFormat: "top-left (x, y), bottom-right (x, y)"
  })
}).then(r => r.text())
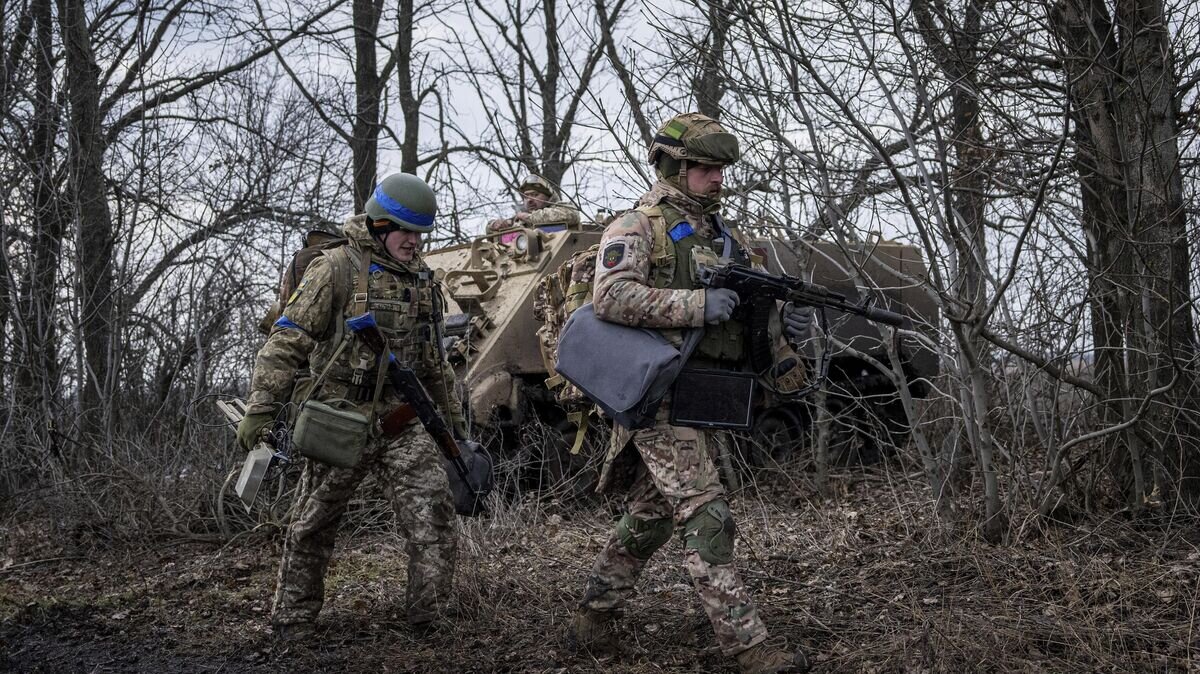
top-left (346, 312), bottom-right (490, 516)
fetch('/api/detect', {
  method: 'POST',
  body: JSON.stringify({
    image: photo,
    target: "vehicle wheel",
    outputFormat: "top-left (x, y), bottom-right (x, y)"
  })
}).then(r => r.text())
top-left (538, 419), bottom-right (600, 500)
top-left (825, 396), bottom-right (888, 466)
top-left (746, 406), bottom-right (805, 468)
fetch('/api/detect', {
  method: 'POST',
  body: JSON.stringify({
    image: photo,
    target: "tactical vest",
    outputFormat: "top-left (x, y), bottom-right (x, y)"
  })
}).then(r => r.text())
top-left (307, 245), bottom-right (439, 402)
top-left (640, 203), bottom-right (750, 363)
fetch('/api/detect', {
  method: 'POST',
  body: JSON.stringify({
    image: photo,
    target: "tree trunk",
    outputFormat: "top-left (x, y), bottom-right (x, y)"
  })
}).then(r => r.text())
top-left (913, 0), bottom-right (1005, 540)
top-left (15, 0), bottom-right (63, 439)
top-left (351, 0), bottom-right (384, 211)
top-left (693, 0), bottom-right (729, 119)
top-left (1051, 0), bottom-right (1198, 505)
top-left (539, 0), bottom-right (565, 186)
top-left (1113, 0), bottom-right (1200, 500)
top-left (58, 0), bottom-right (115, 441)
top-left (396, 0), bottom-right (419, 174)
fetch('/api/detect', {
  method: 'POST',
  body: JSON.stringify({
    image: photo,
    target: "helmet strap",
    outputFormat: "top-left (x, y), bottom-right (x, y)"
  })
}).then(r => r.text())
top-left (368, 219), bottom-right (402, 250)
top-left (681, 159), bottom-right (723, 213)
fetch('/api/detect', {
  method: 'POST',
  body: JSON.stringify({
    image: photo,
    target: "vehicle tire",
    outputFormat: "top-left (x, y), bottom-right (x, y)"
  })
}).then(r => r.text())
top-left (745, 406), bottom-right (805, 468)
top-left (541, 418), bottom-right (601, 500)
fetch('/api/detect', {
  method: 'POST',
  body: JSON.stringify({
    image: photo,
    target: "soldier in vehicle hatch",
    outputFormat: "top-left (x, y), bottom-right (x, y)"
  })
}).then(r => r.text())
top-left (565, 113), bottom-right (814, 674)
top-left (237, 173), bottom-right (465, 640)
top-left (487, 174), bottom-right (583, 243)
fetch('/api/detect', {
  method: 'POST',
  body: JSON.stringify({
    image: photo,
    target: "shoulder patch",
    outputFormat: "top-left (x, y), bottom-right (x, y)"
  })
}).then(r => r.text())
top-left (601, 242), bottom-right (626, 269)
top-left (286, 276), bottom-right (312, 306)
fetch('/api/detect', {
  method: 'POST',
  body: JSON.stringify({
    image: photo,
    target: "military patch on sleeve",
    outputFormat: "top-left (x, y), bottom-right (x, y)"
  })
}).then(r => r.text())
top-left (286, 277), bottom-right (310, 307)
top-left (601, 242), bottom-right (626, 269)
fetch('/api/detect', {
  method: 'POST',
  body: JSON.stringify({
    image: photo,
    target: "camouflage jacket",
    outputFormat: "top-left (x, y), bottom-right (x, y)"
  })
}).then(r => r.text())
top-left (524, 203), bottom-right (581, 229)
top-left (488, 203), bottom-right (582, 232)
top-left (592, 181), bottom-right (720, 329)
top-left (247, 215), bottom-right (463, 427)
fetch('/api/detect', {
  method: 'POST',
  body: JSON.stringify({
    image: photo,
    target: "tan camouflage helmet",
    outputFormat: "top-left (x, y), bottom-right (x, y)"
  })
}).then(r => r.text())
top-left (518, 174), bottom-right (556, 199)
top-left (648, 112), bottom-right (741, 167)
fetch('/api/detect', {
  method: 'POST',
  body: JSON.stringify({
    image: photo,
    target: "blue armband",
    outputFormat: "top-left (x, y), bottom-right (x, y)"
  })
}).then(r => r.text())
top-left (273, 316), bottom-right (303, 331)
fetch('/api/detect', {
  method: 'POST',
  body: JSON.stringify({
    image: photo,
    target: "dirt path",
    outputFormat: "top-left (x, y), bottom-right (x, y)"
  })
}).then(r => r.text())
top-left (3, 475), bottom-right (1198, 672)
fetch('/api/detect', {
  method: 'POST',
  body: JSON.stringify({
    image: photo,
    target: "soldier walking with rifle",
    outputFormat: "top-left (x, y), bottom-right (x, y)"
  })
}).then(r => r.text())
top-left (237, 173), bottom-right (472, 640)
top-left (565, 112), bottom-right (814, 673)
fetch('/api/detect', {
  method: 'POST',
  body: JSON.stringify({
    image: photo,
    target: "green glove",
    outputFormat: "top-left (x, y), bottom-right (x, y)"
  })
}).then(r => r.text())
top-left (237, 411), bottom-right (275, 451)
top-left (451, 413), bottom-right (469, 441)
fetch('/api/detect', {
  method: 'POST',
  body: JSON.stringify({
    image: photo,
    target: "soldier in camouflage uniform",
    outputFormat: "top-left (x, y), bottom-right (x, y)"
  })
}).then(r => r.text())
top-left (567, 114), bottom-right (814, 674)
top-left (487, 174), bottom-right (582, 242)
top-left (237, 173), bottom-right (465, 639)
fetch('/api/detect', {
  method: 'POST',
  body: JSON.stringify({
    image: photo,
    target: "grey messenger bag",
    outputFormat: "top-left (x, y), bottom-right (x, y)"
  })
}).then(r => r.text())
top-left (554, 303), bottom-right (702, 430)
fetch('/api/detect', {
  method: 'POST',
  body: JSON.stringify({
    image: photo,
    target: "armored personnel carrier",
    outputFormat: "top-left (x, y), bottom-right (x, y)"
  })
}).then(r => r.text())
top-left (424, 223), bottom-right (938, 482)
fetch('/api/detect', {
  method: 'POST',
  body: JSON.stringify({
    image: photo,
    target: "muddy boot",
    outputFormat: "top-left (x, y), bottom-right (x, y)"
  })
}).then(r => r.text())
top-left (407, 613), bottom-right (438, 638)
top-left (736, 640), bottom-right (811, 674)
top-left (566, 608), bottom-right (620, 654)
top-left (271, 621), bottom-right (316, 642)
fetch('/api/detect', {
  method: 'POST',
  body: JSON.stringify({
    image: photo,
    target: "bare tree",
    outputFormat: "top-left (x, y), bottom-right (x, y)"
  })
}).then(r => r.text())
top-left (450, 0), bottom-right (613, 196)
top-left (1050, 0), bottom-right (1200, 507)
top-left (911, 0), bottom-right (1007, 539)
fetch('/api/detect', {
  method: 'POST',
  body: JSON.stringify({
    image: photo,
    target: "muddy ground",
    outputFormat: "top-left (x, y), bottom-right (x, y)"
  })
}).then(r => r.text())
top-left (2, 467), bottom-right (1198, 673)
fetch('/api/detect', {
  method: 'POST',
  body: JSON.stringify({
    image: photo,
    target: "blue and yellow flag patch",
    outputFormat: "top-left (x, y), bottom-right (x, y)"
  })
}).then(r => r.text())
top-left (286, 277), bottom-right (311, 307)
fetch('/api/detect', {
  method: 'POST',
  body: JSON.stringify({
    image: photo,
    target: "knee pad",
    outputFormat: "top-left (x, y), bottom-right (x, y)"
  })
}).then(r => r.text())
top-left (615, 514), bottom-right (673, 560)
top-left (681, 499), bottom-right (737, 565)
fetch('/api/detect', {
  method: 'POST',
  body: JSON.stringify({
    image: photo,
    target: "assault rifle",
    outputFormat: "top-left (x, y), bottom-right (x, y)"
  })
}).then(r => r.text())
top-left (697, 263), bottom-right (910, 328)
top-left (346, 313), bottom-right (491, 515)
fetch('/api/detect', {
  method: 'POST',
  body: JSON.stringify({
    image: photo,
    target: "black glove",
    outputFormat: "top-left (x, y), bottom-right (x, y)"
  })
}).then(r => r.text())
top-left (783, 302), bottom-right (813, 341)
top-left (703, 288), bottom-right (740, 324)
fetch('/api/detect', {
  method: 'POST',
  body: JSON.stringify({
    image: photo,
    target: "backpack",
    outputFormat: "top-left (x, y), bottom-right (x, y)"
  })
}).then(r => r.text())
top-left (532, 205), bottom-right (687, 403)
top-left (257, 230), bottom-right (354, 335)
top-left (534, 242), bottom-right (601, 407)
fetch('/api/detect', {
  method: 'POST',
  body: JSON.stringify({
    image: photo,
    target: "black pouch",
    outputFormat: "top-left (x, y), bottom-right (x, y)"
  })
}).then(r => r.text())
top-left (669, 369), bottom-right (757, 430)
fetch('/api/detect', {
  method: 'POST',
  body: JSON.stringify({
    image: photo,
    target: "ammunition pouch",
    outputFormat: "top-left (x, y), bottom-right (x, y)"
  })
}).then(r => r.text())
top-left (292, 400), bottom-right (370, 468)
top-left (669, 368), bottom-right (756, 430)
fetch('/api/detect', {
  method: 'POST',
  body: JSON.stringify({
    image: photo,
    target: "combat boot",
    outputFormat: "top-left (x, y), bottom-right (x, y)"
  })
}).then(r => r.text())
top-left (736, 640), bottom-right (811, 674)
top-left (566, 607), bottom-right (620, 654)
top-left (271, 621), bottom-right (316, 642)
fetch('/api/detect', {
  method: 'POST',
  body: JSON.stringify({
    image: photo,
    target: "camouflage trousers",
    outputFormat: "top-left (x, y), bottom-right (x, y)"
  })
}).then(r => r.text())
top-left (581, 402), bottom-right (769, 656)
top-left (271, 421), bottom-right (457, 627)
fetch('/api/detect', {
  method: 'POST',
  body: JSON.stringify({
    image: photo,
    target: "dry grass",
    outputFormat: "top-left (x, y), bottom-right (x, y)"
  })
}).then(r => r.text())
top-left (3, 459), bottom-right (1198, 673)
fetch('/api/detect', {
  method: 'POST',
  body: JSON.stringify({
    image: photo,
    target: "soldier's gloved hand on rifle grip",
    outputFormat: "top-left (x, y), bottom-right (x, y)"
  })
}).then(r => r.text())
top-left (236, 411), bottom-right (275, 451)
top-left (782, 302), bottom-right (813, 342)
top-left (703, 288), bottom-right (740, 324)
top-left (451, 412), bottom-right (469, 441)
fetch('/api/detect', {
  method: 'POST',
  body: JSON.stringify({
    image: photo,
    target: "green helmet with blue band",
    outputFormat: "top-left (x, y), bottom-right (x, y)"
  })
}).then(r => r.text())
top-left (364, 173), bottom-right (438, 235)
